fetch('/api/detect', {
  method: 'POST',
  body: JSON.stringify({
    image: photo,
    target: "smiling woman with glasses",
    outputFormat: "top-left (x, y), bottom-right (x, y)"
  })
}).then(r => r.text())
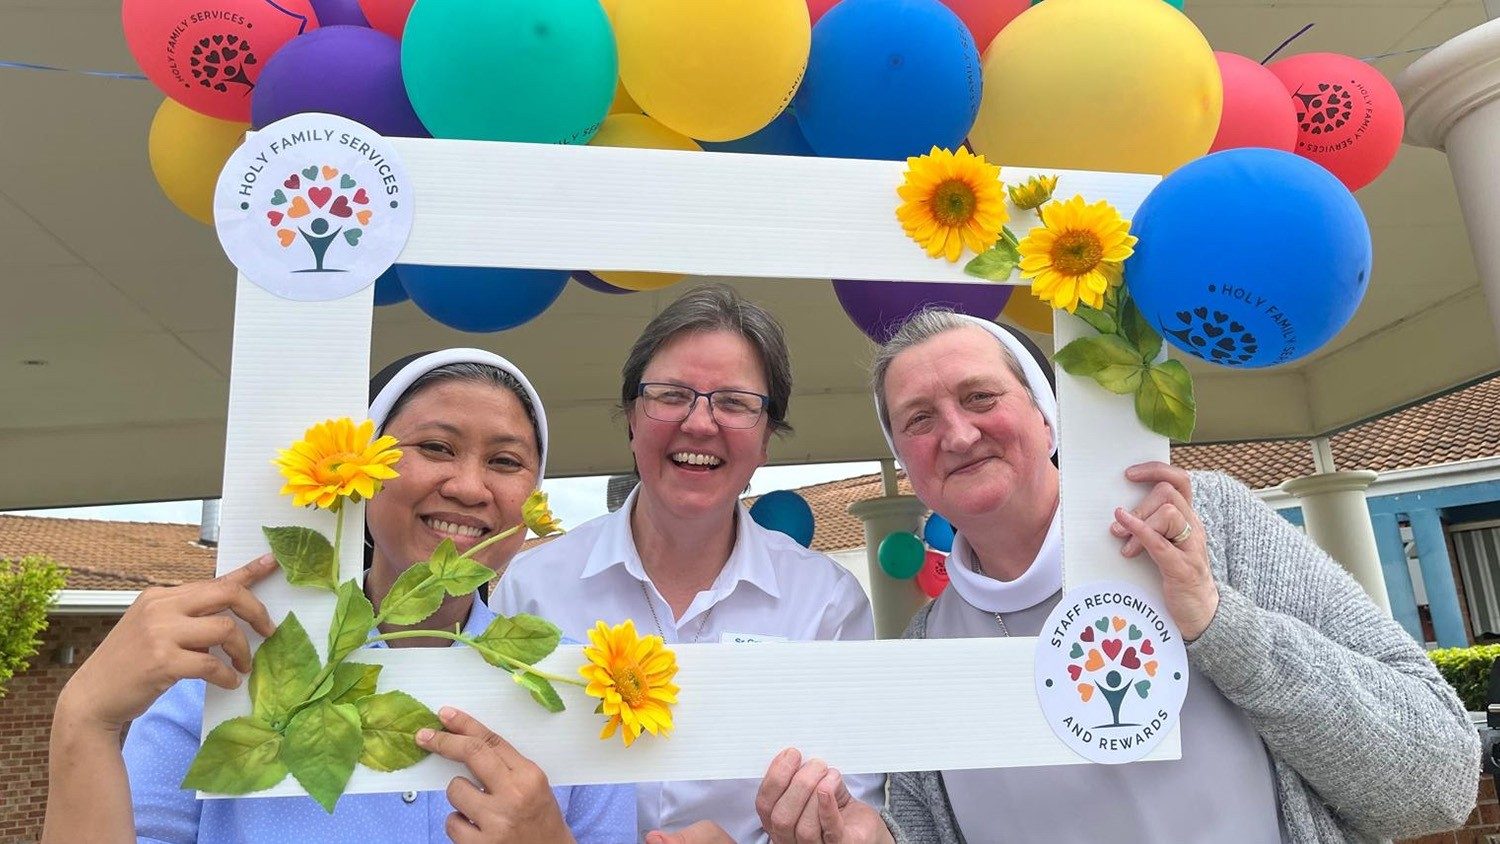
top-left (494, 284), bottom-right (881, 843)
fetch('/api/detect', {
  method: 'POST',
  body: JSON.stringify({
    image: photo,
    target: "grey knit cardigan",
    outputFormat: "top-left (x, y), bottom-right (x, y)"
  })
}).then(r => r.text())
top-left (886, 471), bottom-right (1481, 843)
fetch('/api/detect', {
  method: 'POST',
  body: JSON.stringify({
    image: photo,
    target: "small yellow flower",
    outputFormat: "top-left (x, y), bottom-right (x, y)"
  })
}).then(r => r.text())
top-left (522, 490), bottom-right (564, 537)
top-left (1017, 195), bottom-right (1138, 313)
top-left (580, 620), bottom-right (679, 747)
top-left (273, 418), bottom-right (401, 511)
top-left (1008, 174), bottom-right (1058, 212)
top-left (896, 146), bottom-right (1008, 263)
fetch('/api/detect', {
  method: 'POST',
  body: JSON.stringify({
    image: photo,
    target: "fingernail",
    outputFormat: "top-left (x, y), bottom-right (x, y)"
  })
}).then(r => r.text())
top-left (438, 706), bottom-right (455, 721)
top-left (416, 728), bottom-right (434, 743)
top-left (258, 554), bottom-right (277, 568)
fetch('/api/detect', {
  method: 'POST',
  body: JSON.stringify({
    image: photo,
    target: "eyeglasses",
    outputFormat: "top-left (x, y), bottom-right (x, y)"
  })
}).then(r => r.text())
top-left (635, 382), bottom-right (770, 429)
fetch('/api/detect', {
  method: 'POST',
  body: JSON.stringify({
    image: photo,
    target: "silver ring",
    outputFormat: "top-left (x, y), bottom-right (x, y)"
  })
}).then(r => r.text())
top-left (1169, 523), bottom-right (1193, 544)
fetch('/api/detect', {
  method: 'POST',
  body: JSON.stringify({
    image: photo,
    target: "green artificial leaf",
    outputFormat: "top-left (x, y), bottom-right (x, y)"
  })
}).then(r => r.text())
top-left (262, 526), bottom-right (338, 593)
top-left (283, 699), bottom-right (363, 814)
top-left (471, 613), bottom-right (562, 669)
top-left (1135, 360), bottom-right (1196, 442)
top-left (1054, 335), bottom-right (1146, 395)
top-left (181, 716), bottom-right (288, 794)
top-left (355, 690), bottom-right (441, 772)
top-left (1073, 304), bottom-right (1117, 335)
top-left (427, 538), bottom-right (498, 597)
top-left (963, 238), bottom-right (1021, 282)
top-left (377, 561), bottom-right (443, 626)
top-left (249, 612), bottom-right (319, 729)
top-left (328, 579), bottom-right (375, 663)
top-left (513, 671), bottom-right (565, 714)
top-left (329, 661), bottom-right (382, 706)
top-left (1119, 296), bottom-right (1163, 362)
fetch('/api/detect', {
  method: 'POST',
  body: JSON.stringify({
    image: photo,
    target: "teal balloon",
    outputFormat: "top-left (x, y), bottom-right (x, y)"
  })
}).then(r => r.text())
top-left (401, 0), bottom-right (616, 143)
top-left (878, 531), bottom-right (926, 579)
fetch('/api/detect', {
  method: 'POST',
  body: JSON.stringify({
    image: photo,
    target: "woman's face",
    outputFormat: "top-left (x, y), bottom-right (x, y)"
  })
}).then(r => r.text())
top-left (628, 329), bottom-right (772, 525)
top-left (883, 327), bottom-right (1056, 527)
top-left (367, 379), bottom-right (540, 578)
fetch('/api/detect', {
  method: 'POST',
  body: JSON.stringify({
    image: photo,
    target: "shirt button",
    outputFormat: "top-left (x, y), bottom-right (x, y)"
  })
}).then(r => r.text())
top-left (402, 790), bottom-right (418, 804)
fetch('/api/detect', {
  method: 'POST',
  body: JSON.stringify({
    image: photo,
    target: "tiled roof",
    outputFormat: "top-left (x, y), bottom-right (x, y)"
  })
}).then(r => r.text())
top-left (0, 515), bottom-right (216, 589)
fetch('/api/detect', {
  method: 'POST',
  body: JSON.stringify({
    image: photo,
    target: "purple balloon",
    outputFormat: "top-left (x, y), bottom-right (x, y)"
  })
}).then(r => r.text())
top-left (251, 26), bottom-right (428, 137)
top-left (572, 271), bottom-right (635, 295)
top-left (833, 279), bottom-right (1013, 344)
top-left (310, 0), bottom-right (370, 27)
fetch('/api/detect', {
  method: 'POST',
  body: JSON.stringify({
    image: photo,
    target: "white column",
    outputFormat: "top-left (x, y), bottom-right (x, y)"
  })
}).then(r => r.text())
top-left (1279, 470), bottom-right (1393, 614)
top-left (847, 495), bottom-right (929, 639)
top-left (1398, 20), bottom-right (1500, 341)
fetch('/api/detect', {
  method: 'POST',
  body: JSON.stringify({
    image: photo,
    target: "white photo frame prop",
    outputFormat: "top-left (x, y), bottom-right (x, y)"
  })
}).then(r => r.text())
top-left (205, 138), bottom-right (1173, 796)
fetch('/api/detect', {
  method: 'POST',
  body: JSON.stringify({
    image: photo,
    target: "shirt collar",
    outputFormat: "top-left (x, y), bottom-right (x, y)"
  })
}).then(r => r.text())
top-left (579, 484), bottom-right (781, 601)
top-left (946, 509), bottom-right (1063, 613)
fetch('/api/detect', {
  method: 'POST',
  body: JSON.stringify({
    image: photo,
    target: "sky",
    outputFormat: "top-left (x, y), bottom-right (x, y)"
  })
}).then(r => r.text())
top-left (6, 462), bottom-right (884, 529)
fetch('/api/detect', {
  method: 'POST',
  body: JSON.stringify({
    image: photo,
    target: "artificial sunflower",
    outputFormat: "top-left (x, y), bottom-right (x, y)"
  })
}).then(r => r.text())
top-left (522, 490), bottom-right (564, 537)
top-left (1007, 174), bottom-right (1059, 212)
top-left (896, 146), bottom-right (1008, 262)
top-left (273, 418), bottom-right (401, 510)
top-left (1017, 195), bottom-right (1138, 312)
top-left (580, 619), bottom-right (680, 747)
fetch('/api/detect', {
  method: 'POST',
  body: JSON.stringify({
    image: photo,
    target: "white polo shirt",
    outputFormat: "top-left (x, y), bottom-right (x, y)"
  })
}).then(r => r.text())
top-left (493, 486), bottom-right (880, 843)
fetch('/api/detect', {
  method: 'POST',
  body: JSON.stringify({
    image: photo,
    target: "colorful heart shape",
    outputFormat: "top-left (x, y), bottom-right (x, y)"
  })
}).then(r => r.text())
top-left (1135, 681), bottom-right (1152, 698)
top-left (1080, 626), bottom-right (1095, 643)
top-left (283, 174), bottom-right (300, 190)
top-left (1095, 617), bottom-right (1109, 632)
top-left (340, 174), bottom-right (356, 189)
top-left (270, 189), bottom-right (287, 206)
top-left (1120, 646), bottom-right (1141, 670)
top-left (1067, 664), bottom-right (1082, 681)
top-left (344, 228), bottom-right (362, 246)
top-left (329, 195), bottom-right (353, 218)
top-left (1077, 684), bottom-right (1094, 703)
top-left (322, 165), bottom-right (339, 181)
top-left (1084, 649), bottom-right (1104, 672)
top-left (1128, 624), bottom-right (1142, 641)
top-left (266, 210), bottom-right (284, 226)
top-left (1101, 639), bottom-right (1122, 661)
top-left (287, 196), bottom-right (311, 219)
top-left (302, 165), bottom-right (319, 180)
top-left (1141, 639), bottom-right (1154, 655)
top-left (356, 210), bottom-right (372, 226)
top-left (1112, 616), bottom-right (1126, 632)
top-left (353, 188), bottom-right (370, 205)
top-left (308, 186), bottom-right (332, 208)
top-left (276, 228), bottom-right (295, 247)
top-left (1144, 660), bottom-right (1158, 677)
top-left (1069, 643), bottom-right (1084, 659)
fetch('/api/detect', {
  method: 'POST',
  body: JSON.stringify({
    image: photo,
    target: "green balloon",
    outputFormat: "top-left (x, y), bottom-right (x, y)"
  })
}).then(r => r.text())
top-left (878, 531), bottom-right (926, 580)
top-left (402, 0), bottom-right (617, 143)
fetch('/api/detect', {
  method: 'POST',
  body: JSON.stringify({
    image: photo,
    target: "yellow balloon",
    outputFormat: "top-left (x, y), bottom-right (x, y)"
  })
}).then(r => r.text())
top-left (588, 114), bottom-right (701, 291)
top-left (970, 0), bottom-right (1220, 175)
top-left (615, 0), bottom-right (810, 142)
top-left (147, 98), bottom-right (248, 225)
top-left (597, 0), bottom-right (642, 114)
top-left (1002, 286), bottom-right (1055, 334)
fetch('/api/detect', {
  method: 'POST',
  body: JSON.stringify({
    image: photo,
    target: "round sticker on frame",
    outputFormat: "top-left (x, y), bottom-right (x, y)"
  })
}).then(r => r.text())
top-left (214, 113), bottom-right (414, 301)
top-left (1034, 581), bottom-right (1189, 764)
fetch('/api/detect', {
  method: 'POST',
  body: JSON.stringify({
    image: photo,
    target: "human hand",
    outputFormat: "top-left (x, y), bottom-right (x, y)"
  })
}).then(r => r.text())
top-left (1111, 462), bottom-right (1219, 640)
top-left (755, 748), bottom-right (892, 844)
top-left (645, 821), bottom-right (736, 844)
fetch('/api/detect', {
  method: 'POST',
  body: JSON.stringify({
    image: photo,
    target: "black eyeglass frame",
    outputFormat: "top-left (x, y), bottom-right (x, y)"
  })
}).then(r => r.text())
top-left (634, 382), bottom-right (772, 429)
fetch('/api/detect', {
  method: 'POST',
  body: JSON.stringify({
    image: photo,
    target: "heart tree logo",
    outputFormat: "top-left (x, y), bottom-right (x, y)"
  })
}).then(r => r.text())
top-left (190, 32), bottom-right (257, 95)
top-left (267, 165), bottom-right (375, 273)
top-left (1035, 582), bottom-right (1188, 764)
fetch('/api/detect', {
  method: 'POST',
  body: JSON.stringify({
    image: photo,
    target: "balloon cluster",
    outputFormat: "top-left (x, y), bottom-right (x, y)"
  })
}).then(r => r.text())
top-left (878, 513), bottom-right (953, 599)
top-left (130, 0), bottom-right (1401, 347)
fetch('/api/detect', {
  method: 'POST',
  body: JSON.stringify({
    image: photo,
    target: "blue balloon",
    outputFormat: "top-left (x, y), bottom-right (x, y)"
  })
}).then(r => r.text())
top-left (1125, 148), bottom-right (1372, 369)
top-left (373, 266), bottom-right (408, 306)
top-left (922, 513), bottom-right (954, 553)
top-left (397, 265), bottom-right (569, 332)
top-left (749, 490), bottom-right (816, 548)
top-left (701, 109), bottom-right (815, 157)
top-left (794, 0), bottom-right (981, 160)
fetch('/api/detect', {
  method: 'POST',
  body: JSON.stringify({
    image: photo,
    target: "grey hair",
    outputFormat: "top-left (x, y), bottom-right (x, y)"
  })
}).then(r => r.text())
top-left (384, 362), bottom-right (542, 454)
top-left (620, 284), bottom-right (794, 435)
top-left (872, 307), bottom-right (1035, 430)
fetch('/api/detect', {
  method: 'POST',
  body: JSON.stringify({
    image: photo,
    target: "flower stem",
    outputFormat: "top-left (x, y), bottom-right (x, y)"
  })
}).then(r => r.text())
top-left (369, 631), bottom-right (586, 688)
top-left (461, 523), bottom-right (521, 561)
top-left (332, 507), bottom-right (345, 572)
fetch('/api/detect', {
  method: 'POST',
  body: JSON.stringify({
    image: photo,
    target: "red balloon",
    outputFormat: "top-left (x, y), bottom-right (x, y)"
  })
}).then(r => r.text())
top-left (916, 549), bottom-right (950, 599)
top-left (941, 0), bottom-right (1030, 54)
top-left (123, 0), bottom-right (318, 121)
top-left (1209, 52), bottom-right (1297, 154)
top-left (358, 0), bottom-right (416, 37)
top-left (1268, 52), bottom-right (1405, 192)
top-left (808, 0), bottom-right (840, 24)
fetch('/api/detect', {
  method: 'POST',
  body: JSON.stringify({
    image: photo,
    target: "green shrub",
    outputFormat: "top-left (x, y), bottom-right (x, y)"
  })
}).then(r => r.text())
top-left (0, 554), bottom-right (68, 697)
top-left (1430, 644), bottom-right (1500, 712)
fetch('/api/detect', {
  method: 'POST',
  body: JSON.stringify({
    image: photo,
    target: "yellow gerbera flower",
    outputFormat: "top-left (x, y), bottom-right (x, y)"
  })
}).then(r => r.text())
top-left (1017, 196), bottom-right (1138, 313)
top-left (1007, 174), bottom-right (1058, 212)
top-left (522, 490), bottom-right (564, 537)
top-left (273, 418), bottom-right (401, 511)
top-left (896, 146), bottom-right (1008, 263)
top-left (580, 620), bottom-right (679, 747)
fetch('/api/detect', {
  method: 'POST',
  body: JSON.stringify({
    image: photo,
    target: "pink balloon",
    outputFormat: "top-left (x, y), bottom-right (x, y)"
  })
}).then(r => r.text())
top-left (1209, 52), bottom-right (1297, 154)
top-left (916, 549), bottom-right (950, 599)
top-left (941, 0), bottom-right (1030, 53)
top-left (1268, 52), bottom-right (1405, 192)
top-left (357, 0), bottom-right (415, 37)
top-left (123, 0), bottom-right (318, 121)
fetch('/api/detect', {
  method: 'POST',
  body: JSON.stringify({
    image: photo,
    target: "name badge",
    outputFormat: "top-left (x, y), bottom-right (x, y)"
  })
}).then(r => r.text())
top-left (719, 632), bottom-right (788, 644)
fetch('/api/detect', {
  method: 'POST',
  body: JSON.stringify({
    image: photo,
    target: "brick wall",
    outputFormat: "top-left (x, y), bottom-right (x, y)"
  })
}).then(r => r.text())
top-left (1401, 776), bottom-right (1498, 844)
top-left (0, 615), bottom-right (116, 844)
